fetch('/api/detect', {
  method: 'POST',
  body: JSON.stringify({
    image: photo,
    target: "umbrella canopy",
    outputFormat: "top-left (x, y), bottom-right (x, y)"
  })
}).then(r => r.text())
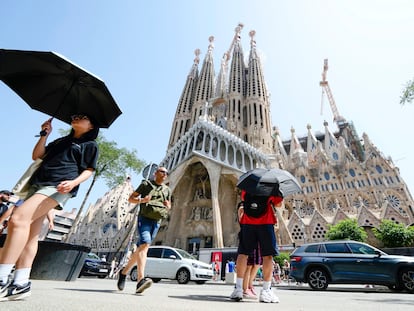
top-left (0, 48), bottom-right (122, 128)
top-left (237, 168), bottom-right (302, 197)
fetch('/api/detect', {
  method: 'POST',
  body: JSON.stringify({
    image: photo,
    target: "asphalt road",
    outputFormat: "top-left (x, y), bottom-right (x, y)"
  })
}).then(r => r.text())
top-left (1, 278), bottom-right (413, 311)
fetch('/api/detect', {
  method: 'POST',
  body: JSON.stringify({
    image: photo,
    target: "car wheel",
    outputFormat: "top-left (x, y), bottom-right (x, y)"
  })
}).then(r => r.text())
top-left (130, 266), bottom-right (138, 282)
top-left (176, 268), bottom-right (190, 284)
top-left (399, 268), bottom-right (414, 293)
top-left (307, 267), bottom-right (329, 290)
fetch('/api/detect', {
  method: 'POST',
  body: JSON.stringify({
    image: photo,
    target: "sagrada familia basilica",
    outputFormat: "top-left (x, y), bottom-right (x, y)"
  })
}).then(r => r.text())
top-left (67, 24), bottom-right (414, 257)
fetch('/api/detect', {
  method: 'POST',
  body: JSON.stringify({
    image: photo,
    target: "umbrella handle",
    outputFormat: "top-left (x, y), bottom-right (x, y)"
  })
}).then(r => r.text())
top-left (35, 117), bottom-right (54, 137)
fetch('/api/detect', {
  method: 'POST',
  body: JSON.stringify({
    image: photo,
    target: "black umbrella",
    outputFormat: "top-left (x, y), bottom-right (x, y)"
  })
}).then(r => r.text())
top-left (0, 48), bottom-right (122, 128)
top-left (237, 168), bottom-right (302, 197)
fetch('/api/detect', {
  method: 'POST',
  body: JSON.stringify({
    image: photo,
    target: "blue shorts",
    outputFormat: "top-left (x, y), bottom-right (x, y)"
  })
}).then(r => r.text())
top-left (238, 224), bottom-right (279, 257)
top-left (136, 216), bottom-right (160, 246)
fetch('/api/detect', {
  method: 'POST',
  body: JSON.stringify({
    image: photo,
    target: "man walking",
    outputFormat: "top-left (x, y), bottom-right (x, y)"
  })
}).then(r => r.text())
top-left (117, 166), bottom-right (171, 294)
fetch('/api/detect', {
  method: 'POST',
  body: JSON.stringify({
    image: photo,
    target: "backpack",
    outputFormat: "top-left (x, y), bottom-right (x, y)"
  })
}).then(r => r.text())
top-left (242, 193), bottom-right (269, 218)
top-left (139, 180), bottom-right (171, 221)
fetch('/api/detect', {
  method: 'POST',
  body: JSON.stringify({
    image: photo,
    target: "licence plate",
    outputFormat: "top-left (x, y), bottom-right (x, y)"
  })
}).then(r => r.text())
top-left (99, 269), bottom-right (108, 272)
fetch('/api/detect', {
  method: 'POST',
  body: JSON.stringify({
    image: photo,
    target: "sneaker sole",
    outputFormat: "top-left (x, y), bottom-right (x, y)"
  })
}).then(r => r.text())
top-left (136, 280), bottom-right (152, 294)
top-left (243, 295), bottom-right (258, 300)
top-left (7, 291), bottom-right (31, 301)
top-left (259, 298), bottom-right (280, 303)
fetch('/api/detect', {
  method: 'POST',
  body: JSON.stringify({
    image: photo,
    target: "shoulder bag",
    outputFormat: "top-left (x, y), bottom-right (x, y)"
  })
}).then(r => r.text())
top-left (12, 158), bottom-right (43, 199)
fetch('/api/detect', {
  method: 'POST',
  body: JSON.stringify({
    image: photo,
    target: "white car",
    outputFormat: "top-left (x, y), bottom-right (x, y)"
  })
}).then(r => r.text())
top-left (130, 246), bottom-right (213, 284)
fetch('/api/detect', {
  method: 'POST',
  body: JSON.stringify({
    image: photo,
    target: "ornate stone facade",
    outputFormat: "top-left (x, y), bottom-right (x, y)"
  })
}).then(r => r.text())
top-left (157, 25), bottom-right (414, 251)
top-left (70, 25), bottom-right (414, 257)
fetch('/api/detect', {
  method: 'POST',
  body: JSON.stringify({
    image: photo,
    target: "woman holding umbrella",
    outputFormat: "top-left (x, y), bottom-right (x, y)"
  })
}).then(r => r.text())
top-left (0, 114), bottom-right (99, 301)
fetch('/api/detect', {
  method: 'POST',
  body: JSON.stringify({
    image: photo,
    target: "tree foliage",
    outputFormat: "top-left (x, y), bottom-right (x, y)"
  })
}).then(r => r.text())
top-left (95, 135), bottom-right (146, 188)
top-left (400, 79), bottom-right (414, 105)
top-left (326, 219), bottom-right (367, 242)
top-left (372, 219), bottom-right (414, 248)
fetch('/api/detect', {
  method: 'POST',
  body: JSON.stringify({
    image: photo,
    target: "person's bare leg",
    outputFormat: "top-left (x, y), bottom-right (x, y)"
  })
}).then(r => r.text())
top-left (243, 265), bottom-right (252, 291)
top-left (120, 243), bottom-right (149, 282)
top-left (136, 243), bottom-right (150, 281)
top-left (0, 194), bottom-right (56, 264)
top-left (121, 249), bottom-right (138, 275)
top-left (15, 215), bottom-right (46, 269)
top-left (249, 264), bottom-right (260, 292)
top-left (262, 256), bottom-right (273, 282)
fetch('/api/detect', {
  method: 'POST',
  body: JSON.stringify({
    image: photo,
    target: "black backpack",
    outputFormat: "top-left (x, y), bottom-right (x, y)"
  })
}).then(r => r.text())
top-left (242, 193), bottom-right (269, 218)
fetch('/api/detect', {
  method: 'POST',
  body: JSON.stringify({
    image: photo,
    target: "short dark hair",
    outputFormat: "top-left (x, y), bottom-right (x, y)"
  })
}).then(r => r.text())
top-left (0, 190), bottom-right (13, 196)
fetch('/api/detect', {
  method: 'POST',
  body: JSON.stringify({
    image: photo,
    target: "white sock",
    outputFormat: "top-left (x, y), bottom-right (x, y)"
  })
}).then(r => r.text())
top-left (13, 268), bottom-right (31, 286)
top-left (0, 264), bottom-right (14, 284)
top-left (235, 277), bottom-right (243, 290)
top-left (263, 281), bottom-right (271, 290)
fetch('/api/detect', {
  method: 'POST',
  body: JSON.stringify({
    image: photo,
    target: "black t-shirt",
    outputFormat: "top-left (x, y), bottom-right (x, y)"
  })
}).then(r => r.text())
top-left (30, 135), bottom-right (99, 197)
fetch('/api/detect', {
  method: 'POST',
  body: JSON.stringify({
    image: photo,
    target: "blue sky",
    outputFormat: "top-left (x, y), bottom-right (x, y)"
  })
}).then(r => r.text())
top-left (1, 0), bottom-right (414, 213)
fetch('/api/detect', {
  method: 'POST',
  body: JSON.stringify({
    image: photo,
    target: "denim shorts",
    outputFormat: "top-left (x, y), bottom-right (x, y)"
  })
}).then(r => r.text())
top-left (136, 215), bottom-right (160, 246)
top-left (27, 185), bottom-right (71, 210)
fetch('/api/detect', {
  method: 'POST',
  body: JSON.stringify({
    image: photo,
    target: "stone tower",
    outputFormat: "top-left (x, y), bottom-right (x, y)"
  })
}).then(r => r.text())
top-left (70, 25), bottom-right (414, 258)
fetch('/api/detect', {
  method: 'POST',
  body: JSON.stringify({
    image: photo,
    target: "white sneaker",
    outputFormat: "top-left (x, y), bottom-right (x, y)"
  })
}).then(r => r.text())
top-left (259, 289), bottom-right (280, 303)
top-left (230, 288), bottom-right (243, 301)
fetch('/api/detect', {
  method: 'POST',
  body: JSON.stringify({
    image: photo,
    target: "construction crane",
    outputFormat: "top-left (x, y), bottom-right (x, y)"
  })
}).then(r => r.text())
top-left (319, 59), bottom-right (346, 127)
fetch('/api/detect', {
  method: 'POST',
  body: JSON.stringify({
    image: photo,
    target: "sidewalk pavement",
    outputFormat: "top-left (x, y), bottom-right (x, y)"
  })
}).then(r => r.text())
top-left (0, 277), bottom-right (390, 311)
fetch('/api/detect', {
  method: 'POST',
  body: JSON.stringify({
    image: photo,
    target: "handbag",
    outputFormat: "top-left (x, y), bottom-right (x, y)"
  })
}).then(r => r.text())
top-left (12, 158), bottom-right (43, 198)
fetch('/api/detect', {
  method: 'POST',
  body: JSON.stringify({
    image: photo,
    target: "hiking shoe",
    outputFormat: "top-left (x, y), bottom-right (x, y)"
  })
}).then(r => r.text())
top-left (5, 282), bottom-right (31, 301)
top-left (117, 272), bottom-right (126, 291)
top-left (243, 288), bottom-right (258, 300)
top-left (0, 279), bottom-right (12, 299)
top-left (259, 288), bottom-right (280, 303)
top-left (230, 288), bottom-right (243, 301)
top-left (136, 278), bottom-right (152, 294)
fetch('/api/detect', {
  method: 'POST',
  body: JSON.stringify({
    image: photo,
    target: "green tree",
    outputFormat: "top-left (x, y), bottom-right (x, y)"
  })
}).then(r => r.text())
top-left (400, 79), bottom-right (414, 105)
top-left (372, 219), bottom-right (414, 248)
top-left (326, 219), bottom-right (367, 242)
top-left (65, 133), bottom-right (146, 241)
top-left (274, 252), bottom-right (290, 267)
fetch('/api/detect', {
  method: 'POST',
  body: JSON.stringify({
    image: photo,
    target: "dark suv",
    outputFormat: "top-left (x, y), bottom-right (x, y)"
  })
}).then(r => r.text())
top-left (79, 253), bottom-right (111, 278)
top-left (289, 240), bottom-right (414, 293)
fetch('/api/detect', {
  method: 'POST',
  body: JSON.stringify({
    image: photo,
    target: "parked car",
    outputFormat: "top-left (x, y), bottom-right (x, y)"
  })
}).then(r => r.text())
top-left (130, 246), bottom-right (213, 284)
top-left (289, 240), bottom-right (414, 293)
top-left (79, 253), bottom-right (111, 279)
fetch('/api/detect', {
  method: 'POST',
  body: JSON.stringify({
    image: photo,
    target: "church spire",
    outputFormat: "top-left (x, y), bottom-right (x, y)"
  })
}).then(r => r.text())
top-left (168, 49), bottom-right (200, 148)
top-left (190, 36), bottom-right (216, 127)
top-left (243, 30), bottom-right (273, 153)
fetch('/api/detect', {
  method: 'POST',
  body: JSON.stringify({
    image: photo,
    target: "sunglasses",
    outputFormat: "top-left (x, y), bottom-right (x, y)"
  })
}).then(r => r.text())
top-left (71, 115), bottom-right (90, 121)
top-left (157, 170), bottom-right (168, 175)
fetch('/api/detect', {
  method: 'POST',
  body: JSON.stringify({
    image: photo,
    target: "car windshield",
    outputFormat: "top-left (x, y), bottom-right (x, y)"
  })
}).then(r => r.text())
top-left (175, 248), bottom-right (196, 259)
top-left (87, 253), bottom-right (100, 260)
